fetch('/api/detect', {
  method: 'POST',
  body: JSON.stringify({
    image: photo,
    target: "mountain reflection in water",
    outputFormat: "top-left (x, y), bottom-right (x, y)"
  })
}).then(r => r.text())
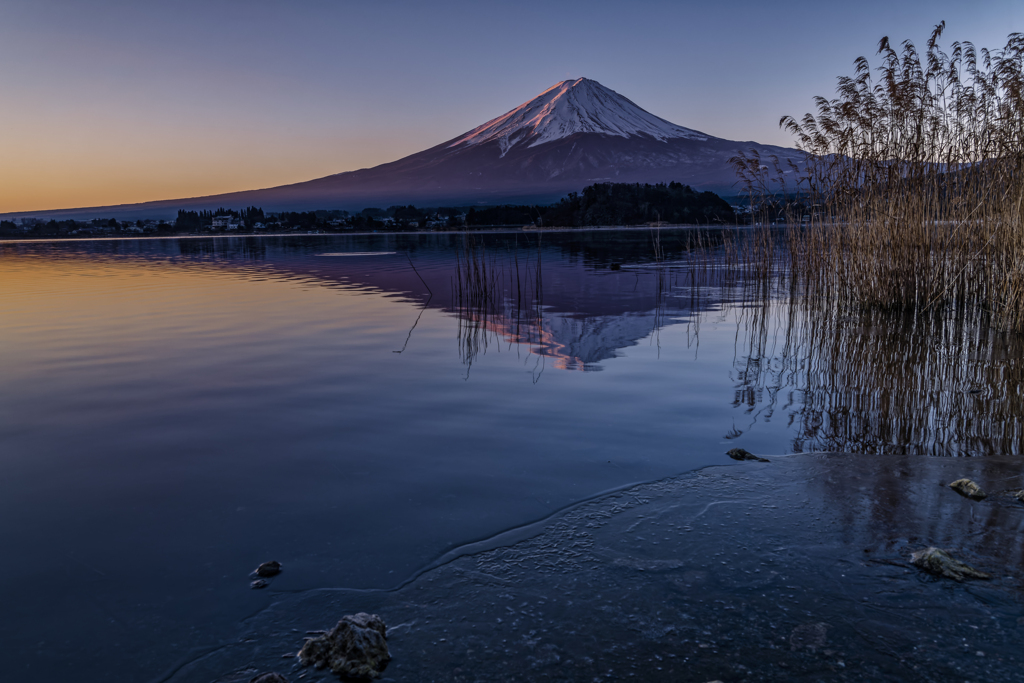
top-left (8, 230), bottom-right (1022, 458)
top-left (172, 231), bottom-right (1023, 456)
top-left (182, 231), bottom-right (739, 372)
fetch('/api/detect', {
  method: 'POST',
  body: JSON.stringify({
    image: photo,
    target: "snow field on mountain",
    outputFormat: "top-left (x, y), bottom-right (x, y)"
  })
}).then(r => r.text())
top-left (450, 78), bottom-right (708, 155)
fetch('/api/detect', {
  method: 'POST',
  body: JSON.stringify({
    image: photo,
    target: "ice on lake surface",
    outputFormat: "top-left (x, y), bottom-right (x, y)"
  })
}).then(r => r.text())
top-left (195, 452), bottom-right (1024, 683)
top-left (0, 230), bottom-right (1022, 682)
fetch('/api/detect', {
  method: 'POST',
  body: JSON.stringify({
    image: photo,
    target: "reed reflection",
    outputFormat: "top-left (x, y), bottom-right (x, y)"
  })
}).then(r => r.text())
top-left (729, 291), bottom-right (1024, 457)
top-left (447, 232), bottom-right (739, 372)
top-left (451, 237), bottom-right (546, 373)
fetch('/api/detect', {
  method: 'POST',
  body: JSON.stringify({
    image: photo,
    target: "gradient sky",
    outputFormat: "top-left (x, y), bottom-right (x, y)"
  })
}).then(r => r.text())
top-left (2, 0), bottom-right (1022, 214)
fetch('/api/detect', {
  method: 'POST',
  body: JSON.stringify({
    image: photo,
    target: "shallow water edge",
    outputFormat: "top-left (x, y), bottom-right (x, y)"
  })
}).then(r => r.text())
top-left (176, 452), bottom-right (1024, 683)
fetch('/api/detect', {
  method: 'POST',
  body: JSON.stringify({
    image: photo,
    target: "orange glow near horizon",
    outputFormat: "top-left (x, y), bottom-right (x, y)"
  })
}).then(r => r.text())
top-left (0, 250), bottom-right (416, 367)
top-left (0, 98), bottom-right (436, 215)
top-left (0, 160), bottom-right (307, 215)
top-left (0, 133), bottom-right (412, 215)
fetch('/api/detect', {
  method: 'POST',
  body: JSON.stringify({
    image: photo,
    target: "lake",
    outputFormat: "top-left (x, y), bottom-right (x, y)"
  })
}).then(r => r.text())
top-left (1, 230), bottom-right (1021, 682)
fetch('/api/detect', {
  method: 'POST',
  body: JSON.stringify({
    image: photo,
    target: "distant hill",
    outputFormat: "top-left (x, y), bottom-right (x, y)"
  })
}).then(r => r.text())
top-left (5, 78), bottom-right (803, 220)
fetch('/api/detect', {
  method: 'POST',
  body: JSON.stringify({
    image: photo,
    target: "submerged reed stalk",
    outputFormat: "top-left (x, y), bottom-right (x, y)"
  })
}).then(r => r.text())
top-left (452, 236), bottom-right (546, 368)
top-left (734, 22), bottom-right (1024, 330)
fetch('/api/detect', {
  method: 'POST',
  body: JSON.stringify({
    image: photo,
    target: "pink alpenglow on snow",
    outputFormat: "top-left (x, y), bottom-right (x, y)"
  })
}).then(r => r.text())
top-left (449, 78), bottom-right (708, 156)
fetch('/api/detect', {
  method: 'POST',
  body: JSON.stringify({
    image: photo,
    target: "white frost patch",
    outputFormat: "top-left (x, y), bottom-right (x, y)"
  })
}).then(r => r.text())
top-left (449, 78), bottom-right (707, 153)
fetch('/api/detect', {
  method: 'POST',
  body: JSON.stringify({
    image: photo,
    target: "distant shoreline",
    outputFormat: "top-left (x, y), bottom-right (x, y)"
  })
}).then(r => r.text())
top-left (0, 223), bottom-right (752, 245)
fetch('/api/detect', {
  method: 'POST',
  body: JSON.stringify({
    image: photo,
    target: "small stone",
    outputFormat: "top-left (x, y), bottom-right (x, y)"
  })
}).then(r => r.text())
top-left (726, 448), bottom-right (769, 463)
top-left (250, 579), bottom-right (268, 590)
top-left (949, 479), bottom-right (986, 500)
top-left (299, 612), bottom-right (390, 680)
top-left (910, 547), bottom-right (990, 581)
top-left (255, 561), bottom-right (282, 577)
top-left (250, 674), bottom-right (289, 683)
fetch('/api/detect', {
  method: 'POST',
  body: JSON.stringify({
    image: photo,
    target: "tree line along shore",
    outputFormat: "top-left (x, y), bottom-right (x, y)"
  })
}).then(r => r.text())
top-left (0, 182), bottom-right (739, 239)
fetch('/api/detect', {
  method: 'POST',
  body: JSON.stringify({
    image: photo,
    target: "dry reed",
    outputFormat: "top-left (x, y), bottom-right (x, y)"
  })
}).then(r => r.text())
top-left (452, 236), bottom-right (545, 368)
top-left (733, 22), bottom-right (1024, 330)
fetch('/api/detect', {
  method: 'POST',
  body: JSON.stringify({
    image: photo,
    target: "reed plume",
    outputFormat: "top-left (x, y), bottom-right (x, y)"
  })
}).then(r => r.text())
top-left (734, 22), bottom-right (1024, 330)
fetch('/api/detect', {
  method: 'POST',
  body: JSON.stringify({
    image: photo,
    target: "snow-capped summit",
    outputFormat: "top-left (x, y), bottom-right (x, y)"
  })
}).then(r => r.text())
top-left (448, 78), bottom-right (708, 156)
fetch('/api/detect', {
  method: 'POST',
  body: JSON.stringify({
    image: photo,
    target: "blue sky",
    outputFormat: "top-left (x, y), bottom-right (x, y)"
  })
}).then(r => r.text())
top-left (2, 0), bottom-right (1021, 211)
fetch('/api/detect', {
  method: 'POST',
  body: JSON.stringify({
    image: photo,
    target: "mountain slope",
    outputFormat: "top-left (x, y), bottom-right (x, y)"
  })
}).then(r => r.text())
top-left (7, 79), bottom-right (803, 220)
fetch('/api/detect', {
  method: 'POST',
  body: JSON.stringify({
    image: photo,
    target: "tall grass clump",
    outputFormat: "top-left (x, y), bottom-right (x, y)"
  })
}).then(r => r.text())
top-left (735, 23), bottom-right (1024, 330)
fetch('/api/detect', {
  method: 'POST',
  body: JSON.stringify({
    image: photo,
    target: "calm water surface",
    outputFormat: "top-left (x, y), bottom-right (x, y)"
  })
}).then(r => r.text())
top-left (0, 231), bottom-right (1021, 681)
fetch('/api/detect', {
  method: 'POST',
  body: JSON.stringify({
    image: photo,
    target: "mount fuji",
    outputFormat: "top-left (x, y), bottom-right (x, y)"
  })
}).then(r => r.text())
top-left (16, 79), bottom-right (803, 219)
